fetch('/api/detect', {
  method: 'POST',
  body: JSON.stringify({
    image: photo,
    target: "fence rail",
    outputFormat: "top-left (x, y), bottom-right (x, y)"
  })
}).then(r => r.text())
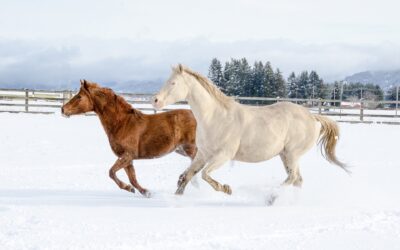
top-left (1, 88), bottom-right (400, 122)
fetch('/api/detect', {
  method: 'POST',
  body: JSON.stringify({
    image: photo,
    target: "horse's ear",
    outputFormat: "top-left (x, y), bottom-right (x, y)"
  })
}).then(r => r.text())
top-left (80, 79), bottom-right (92, 94)
top-left (177, 64), bottom-right (184, 73)
top-left (80, 79), bottom-right (85, 86)
top-left (173, 64), bottom-right (184, 74)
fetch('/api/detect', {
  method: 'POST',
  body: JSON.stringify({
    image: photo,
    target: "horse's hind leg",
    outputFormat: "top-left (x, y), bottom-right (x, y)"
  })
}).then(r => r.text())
top-left (124, 163), bottom-right (150, 197)
top-left (201, 155), bottom-right (231, 195)
top-left (279, 152), bottom-right (303, 187)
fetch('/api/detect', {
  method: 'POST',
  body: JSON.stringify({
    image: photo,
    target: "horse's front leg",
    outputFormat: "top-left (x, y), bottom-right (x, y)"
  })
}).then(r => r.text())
top-left (176, 155), bottom-right (206, 195)
top-left (201, 155), bottom-right (232, 195)
top-left (124, 163), bottom-right (151, 197)
top-left (109, 154), bottom-right (135, 193)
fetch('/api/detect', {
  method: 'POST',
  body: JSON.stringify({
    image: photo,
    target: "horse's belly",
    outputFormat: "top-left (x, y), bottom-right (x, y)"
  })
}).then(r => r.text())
top-left (233, 148), bottom-right (279, 162)
top-left (233, 137), bottom-right (284, 163)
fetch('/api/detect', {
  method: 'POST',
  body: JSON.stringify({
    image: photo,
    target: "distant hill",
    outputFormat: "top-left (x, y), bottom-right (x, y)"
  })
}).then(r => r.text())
top-left (103, 80), bottom-right (163, 93)
top-left (345, 70), bottom-right (400, 89)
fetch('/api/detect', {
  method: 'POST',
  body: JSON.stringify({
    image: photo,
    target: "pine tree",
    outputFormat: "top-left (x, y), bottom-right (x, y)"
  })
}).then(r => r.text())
top-left (330, 81), bottom-right (341, 106)
top-left (223, 61), bottom-right (234, 95)
top-left (287, 72), bottom-right (298, 98)
top-left (274, 69), bottom-right (286, 98)
top-left (364, 83), bottom-right (384, 101)
top-left (208, 58), bottom-right (225, 91)
top-left (309, 71), bottom-right (324, 98)
top-left (251, 61), bottom-right (265, 97)
top-left (386, 86), bottom-right (399, 107)
top-left (228, 58), bottom-right (241, 96)
top-left (238, 58), bottom-right (252, 96)
top-left (297, 71), bottom-right (309, 98)
top-left (264, 62), bottom-right (275, 97)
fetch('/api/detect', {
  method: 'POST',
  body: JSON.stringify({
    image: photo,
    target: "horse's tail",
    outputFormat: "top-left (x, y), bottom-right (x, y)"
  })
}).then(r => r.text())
top-left (313, 115), bottom-right (350, 174)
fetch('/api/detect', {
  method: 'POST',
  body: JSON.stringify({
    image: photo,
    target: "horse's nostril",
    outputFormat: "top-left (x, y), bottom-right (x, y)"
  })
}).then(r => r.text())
top-left (154, 98), bottom-right (158, 103)
top-left (61, 107), bottom-right (64, 114)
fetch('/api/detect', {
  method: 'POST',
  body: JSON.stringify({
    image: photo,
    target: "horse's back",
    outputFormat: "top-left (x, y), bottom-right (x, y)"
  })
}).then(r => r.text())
top-left (233, 102), bottom-right (319, 162)
top-left (264, 102), bottom-right (320, 153)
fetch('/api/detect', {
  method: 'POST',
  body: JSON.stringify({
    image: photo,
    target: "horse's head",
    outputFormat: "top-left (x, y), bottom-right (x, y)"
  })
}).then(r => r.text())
top-left (61, 80), bottom-right (96, 117)
top-left (153, 64), bottom-right (190, 110)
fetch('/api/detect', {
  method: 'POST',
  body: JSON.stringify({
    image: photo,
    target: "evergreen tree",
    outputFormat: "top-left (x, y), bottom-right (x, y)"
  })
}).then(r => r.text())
top-left (251, 61), bottom-right (266, 97)
top-left (386, 86), bottom-right (399, 101)
top-left (208, 58), bottom-right (225, 91)
top-left (212, 57), bottom-right (326, 100)
top-left (228, 58), bottom-right (242, 96)
top-left (309, 71), bottom-right (324, 98)
top-left (330, 81), bottom-right (341, 106)
top-left (364, 83), bottom-right (384, 101)
top-left (238, 58), bottom-right (252, 96)
top-left (264, 62), bottom-right (275, 97)
top-left (386, 86), bottom-right (399, 107)
top-left (273, 68), bottom-right (286, 98)
top-left (223, 61), bottom-right (234, 95)
top-left (287, 72), bottom-right (298, 98)
top-left (297, 71), bottom-right (309, 98)
top-left (341, 82), bottom-right (383, 101)
top-left (222, 58), bottom-right (252, 96)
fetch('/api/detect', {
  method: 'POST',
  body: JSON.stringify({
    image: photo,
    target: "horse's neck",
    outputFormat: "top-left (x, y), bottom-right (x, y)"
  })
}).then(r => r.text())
top-left (186, 79), bottom-right (226, 126)
top-left (94, 99), bottom-right (131, 136)
top-left (96, 110), bottom-right (119, 136)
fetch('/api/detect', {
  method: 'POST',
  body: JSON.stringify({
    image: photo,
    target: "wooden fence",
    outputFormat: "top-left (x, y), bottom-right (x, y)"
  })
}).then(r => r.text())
top-left (1, 88), bottom-right (400, 123)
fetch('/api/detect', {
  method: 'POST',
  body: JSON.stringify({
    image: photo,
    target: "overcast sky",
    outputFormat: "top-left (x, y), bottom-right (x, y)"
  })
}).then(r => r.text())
top-left (0, 0), bottom-right (399, 88)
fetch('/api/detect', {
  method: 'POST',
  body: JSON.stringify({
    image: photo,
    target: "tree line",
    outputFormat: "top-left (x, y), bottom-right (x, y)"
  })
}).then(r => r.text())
top-left (208, 58), bottom-right (386, 102)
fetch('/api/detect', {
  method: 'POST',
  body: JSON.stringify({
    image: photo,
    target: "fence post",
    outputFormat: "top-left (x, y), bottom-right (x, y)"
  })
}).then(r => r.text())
top-left (63, 91), bottom-right (66, 105)
top-left (360, 99), bottom-right (364, 121)
top-left (62, 91), bottom-right (70, 105)
top-left (25, 89), bottom-right (29, 112)
top-left (318, 99), bottom-right (322, 114)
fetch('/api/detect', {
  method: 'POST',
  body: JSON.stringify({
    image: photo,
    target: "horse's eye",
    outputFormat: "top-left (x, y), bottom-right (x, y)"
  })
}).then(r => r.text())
top-left (171, 82), bottom-right (176, 85)
top-left (76, 95), bottom-right (81, 99)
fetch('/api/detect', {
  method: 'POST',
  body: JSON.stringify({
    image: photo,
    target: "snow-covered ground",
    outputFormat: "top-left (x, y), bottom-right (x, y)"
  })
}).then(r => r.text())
top-left (0, 113), bottom-right (399, 250)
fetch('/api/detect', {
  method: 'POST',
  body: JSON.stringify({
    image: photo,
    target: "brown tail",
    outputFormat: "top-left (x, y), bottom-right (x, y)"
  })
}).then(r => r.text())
top-left (313, 115), bottom-right (350, 174)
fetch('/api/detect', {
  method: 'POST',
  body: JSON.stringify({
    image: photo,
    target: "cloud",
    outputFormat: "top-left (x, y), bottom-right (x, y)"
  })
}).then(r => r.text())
top-left (0, 38), bottom-right (399, 91)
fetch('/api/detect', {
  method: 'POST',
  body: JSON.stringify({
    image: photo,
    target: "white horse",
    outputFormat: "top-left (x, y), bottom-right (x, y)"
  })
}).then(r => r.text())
top-left (153, 64), bottom-right (348, 195)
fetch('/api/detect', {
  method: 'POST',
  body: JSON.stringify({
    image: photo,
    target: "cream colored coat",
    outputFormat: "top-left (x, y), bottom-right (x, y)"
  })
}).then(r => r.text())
top-left (153, 64), bottom-right (347, 195)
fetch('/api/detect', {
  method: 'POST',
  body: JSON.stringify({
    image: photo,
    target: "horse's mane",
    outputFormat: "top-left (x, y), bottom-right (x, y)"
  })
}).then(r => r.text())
top-left (93, 87), bottom-right (143, 118)
top-left (181, 67), bottom-right (234, 107)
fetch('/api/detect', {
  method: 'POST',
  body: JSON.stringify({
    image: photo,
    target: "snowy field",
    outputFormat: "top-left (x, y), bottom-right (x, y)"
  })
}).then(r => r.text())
top-left (0, 113), bottom-right (400, 250)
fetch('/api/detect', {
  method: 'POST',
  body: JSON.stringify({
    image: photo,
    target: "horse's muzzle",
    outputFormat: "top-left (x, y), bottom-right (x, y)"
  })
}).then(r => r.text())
top-left (152, 96), bottom-right (164, 110)
top-left (61, 107), bottom-right (70, 118)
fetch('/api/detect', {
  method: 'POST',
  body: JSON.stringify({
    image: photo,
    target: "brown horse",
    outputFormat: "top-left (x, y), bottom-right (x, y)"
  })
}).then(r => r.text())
top-left (61, 80), bottom-right (197, 197)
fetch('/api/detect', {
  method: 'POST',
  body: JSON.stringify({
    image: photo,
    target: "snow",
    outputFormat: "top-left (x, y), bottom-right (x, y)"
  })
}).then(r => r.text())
top-left (0, 113), bottom-right (400, 250)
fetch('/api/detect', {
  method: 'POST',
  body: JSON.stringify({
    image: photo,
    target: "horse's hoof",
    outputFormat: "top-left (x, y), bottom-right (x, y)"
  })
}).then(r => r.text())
top-left (177, 174), bottom-right (186, 187)
top-left (140, 189), bottom-right (151, 198)
top-left (223, 184), bottom-right (232, 195)
top-left (175, 187), bottom-right (184, 195)
top-left (130, 187), bottom-right (135, 193)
